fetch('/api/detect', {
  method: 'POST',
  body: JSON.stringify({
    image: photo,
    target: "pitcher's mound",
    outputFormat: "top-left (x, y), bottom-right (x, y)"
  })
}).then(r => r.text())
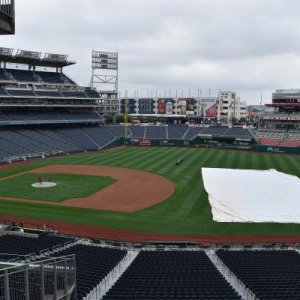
top-left (32, 182), bottom-right (57, 188)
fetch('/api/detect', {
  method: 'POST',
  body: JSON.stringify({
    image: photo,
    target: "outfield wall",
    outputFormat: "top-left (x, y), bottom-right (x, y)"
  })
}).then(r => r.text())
top-left (125, 137), bottom-right (300, 154)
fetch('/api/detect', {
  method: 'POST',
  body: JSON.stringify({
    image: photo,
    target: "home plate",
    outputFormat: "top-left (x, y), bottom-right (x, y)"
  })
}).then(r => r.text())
top-left (32, 182), bottom-right (57, 188)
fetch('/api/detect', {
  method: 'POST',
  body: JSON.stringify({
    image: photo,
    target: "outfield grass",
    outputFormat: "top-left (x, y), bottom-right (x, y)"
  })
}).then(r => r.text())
top-left (0, 173), bottom-right (115, 202)
top-left (0, 146), bottom-right (300, 236)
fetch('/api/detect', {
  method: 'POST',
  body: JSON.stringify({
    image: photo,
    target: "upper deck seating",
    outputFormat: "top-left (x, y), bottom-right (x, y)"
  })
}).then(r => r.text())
top-left (9, 69), bottom-right (38, 82)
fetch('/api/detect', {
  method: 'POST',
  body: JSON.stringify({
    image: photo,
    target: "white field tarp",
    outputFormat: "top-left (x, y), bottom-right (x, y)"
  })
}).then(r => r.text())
top-left (202, 168), bottom-right (300, 223)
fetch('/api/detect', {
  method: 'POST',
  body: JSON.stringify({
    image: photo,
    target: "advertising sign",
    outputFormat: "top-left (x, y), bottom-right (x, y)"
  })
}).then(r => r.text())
top-left (157, 99), bottom-right (166, 114)
top-left (166, 101), bottom-right (173, 115)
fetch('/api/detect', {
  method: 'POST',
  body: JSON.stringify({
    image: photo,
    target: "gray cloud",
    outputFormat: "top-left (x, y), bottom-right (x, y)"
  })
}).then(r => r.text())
top-left (2, 0), bottom-right (300, 103)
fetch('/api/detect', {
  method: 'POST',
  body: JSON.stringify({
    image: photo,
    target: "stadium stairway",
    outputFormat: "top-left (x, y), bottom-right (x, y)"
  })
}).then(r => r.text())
top-left (181, 126), bottom-right (191, 139)
top-left (278, 129), bottom-right (289, 146)
top-left (247, 128), bottom-right (259, 143)
top-left (36, 129), bottom-right (82, 153)
top-left (79, 128), bottom-right (102, 149)
top-left (87, 249), bottom-right (139, 300)
top-left (53, 128), bottom-right (86, 151)
top-left (14, 130), bottom-right (59, 153)
top-left (206, 250), bottom-right (254, 300)
top-left (0, 131), bottom-right (44, 157)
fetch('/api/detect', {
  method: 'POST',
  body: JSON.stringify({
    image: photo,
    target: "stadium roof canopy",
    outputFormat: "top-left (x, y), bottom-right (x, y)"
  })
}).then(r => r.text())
top-left (0, 47), bottom-right (76, 68)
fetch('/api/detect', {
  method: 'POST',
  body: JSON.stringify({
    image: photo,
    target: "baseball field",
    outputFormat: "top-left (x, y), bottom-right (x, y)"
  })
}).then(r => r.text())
top-left (0, 146), bottom-right (300, 239)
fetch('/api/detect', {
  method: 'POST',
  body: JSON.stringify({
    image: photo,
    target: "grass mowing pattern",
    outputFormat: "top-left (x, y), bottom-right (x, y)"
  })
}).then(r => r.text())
top-left (0, 173), bottom-right (115, 202)
top-left (0, 146), bottom-right (300, 236)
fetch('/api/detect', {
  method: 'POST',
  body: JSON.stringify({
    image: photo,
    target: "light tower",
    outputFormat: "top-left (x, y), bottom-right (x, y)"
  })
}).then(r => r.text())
top-left (90, 50), bottom-right (119, 115)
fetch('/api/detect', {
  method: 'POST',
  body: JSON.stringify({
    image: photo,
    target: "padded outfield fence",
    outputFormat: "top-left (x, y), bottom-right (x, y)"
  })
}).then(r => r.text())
top-left (0, 255), bottom-right (76, 300)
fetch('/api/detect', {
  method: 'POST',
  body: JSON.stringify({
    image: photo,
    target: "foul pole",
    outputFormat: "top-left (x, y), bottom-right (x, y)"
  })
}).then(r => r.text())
top-left (124, 90), bottom-right (129, 140)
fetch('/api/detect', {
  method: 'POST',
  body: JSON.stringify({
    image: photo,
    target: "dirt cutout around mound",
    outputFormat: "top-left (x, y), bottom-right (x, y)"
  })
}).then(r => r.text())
top-left (0, 165), bottom-right (175, 212)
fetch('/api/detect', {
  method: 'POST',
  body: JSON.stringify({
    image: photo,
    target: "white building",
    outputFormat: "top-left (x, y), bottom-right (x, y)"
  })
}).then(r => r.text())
top-left (217, 91), bottom-right (247, 122)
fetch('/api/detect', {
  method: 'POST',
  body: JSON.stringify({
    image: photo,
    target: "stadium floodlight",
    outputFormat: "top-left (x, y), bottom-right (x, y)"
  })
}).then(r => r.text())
top-left (16, 49), bottom-right (41, 59)
top-left (0, 0), bottom-right (15, 34)
top-left (0, 46), bottom-right (13, 56)
top-left (44, 53), bottom-right (68, 62)
top-left (92, 50), bottom-right (118, 70)
top-left (90, 50), bottom-right (118, 92)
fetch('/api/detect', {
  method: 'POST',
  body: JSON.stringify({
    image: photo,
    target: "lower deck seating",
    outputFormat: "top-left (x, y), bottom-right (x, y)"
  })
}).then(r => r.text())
top-left (168, 125), bottom-right (189, 139)
top-left (184, 127), bottom-right (206, 139)
top-left (259, 138), bottom-right (281, 146)
top-left (55, 128), bottom-right (99, 150)
top-left (146, 126), bottom-right (167, 139)
top-left (129, 126), bottom-right (145, 138)
top-left (280, 140), bottom-right (300, 147)
top-left (105, 125), bottom-right (125, 137)
top-left (280, 131), bottom-right (300, 147)
top-left (0, 126), bottom-right (117, 161)
top-left (256, 130), bottom-right (286, 146)
top-left (103, 251), bottom-right (241, 300)
top-left (82, 126), bottom-right (115, 146)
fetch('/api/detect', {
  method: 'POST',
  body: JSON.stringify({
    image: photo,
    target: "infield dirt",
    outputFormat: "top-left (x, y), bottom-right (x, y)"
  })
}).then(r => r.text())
top-left (0, 165), bottom-right (175, 212)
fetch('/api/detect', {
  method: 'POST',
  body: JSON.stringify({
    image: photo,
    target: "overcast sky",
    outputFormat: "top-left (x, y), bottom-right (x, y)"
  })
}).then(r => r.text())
top-left (2, 0), bottom-right (300, 104)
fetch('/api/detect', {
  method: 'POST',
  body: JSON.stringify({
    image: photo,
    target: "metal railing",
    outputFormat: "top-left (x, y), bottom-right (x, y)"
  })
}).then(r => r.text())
top-left (0, 0), bottom-right (14, 17)
top-left (0, 254), bottom-right (76, 300)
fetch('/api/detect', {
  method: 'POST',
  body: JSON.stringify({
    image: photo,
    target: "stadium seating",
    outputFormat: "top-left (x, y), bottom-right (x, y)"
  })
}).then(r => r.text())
top-left (202, 126), bottom-right (229, 135)
top-left (0, 87), bottom-right (8, 95)
top-left (0, 69), bottom-right (11, 81)
top-left (0, 68), bottom-right (76, 85)
top-left (221, 127), bottom-right (251, 139)
top-left (0, 234), bottom-right (72, 257)
top-left (217, 249), bottom-right (300, 300)
top-left (53, 245), bottom-right (126, 300)
top-left (3, 88), bottom-right (99, 99)
top-left (61, 91), bottom-right (87, 98)
top-left (168, 124), bottom-right (189, 139)
top-left (35, 90), bottom-right (63, 97)
top-left (184, 126), bottom-right (206, 139)
top-left (84, 88), bottom-right (100, 98)
top-left (103, 251), bottom-right (241, 300)
top-left (105, 125), bottom-right (126, 137)
top-left (35, 70), bottom-right (74, 85)
top-left (0, 123), bottom-right (258, 163)
top-left (280, 131), bottom-right (300, 147)
top-left (256, 130), bottom-right (286, 146)
top-left (0, 130), bottom-right (54, 154)
top-left (6, 89), bottom-right (36, 97)
top-left (36, 129), bottom-right (82, 152)
top-left (9, 69), bottom-right (38, 82)
top-left (0, 110), bottom-right (101, 123)
top-left (146, 126), bottom-right (167, 139)
top-left (129, 125), bottom-right (145, 138)
top-left (82, 126), bottom-right (116, 147)
top-left (55, 128), bottom-right (99, 150)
